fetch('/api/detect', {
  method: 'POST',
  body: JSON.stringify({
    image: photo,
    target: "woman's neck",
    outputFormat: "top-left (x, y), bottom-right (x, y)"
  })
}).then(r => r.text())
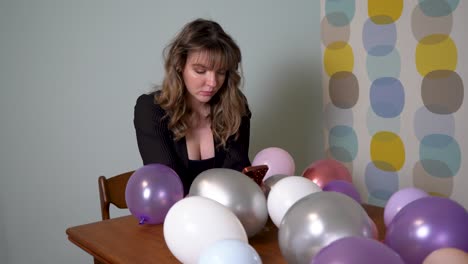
top-left (188, 96), bottom-right (210, 117)
top-left (187, 98), bottom-right (210, 127)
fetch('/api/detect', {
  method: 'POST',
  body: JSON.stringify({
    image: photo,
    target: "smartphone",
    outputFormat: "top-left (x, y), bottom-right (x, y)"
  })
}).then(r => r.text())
top-left (242, 165), bottom-right (269, 186)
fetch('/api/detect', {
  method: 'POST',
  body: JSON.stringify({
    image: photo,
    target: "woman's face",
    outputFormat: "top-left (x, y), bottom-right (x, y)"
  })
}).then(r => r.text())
top-left (182, 51), bottom-right (227, 105)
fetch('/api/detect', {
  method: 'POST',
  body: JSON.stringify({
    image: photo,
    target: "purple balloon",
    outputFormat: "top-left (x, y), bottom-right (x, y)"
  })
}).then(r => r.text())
top-left (385, 197), bottom-right (468, 264)
top-left (311, 236), bottom-right (404, 264)
top-left (323, 180), bottom-right (361, 204)
top-left (384, 187), bottom-right (429, 227)
top-left (125, 164), bottom-right (184, 224)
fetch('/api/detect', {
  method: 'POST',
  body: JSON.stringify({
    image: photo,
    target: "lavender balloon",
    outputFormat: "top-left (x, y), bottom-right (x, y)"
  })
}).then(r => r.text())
top-left (311, 236), bottom-right (404, 264)
top-left (125, 164), bottom-right (184, 224)
top-left (323, 180), bottom-right (361, 204)
top-left (385, 197), bottom-right (468, 264)
top-left (384, 187), bottom-right (429, 227)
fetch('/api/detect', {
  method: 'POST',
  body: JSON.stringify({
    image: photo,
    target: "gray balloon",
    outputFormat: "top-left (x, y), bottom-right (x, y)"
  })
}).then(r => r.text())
top-left (189, 168), bottom-right (268, 237)
top-left (261, 174), bottom-right (289, 198)
top-left (278, 192), bottom-right (374, 264)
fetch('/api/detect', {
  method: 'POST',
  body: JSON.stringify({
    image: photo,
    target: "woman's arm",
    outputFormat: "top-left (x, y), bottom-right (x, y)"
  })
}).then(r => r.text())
top-left (133, 94), bottom-right (180, 168)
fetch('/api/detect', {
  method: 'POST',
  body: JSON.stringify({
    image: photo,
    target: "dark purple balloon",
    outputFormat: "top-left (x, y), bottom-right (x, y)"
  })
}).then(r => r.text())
top-left (125, 164), bottom-right (184, 224)
top-left (323, 180), bottom-right (362, 204)
top-left (385, 197), bottom-right (468, 264)
top-left (311, 236), bottom-right (404, 264)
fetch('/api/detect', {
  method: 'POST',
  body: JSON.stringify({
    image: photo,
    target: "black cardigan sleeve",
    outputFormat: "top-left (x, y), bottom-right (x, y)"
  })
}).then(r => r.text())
top-left (133, 94), bottom-right (181, 169)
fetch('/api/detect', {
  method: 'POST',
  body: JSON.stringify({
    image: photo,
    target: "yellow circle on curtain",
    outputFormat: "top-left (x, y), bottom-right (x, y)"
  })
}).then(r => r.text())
top-left (324, 41), bottom-right (354, 77)
top-left (428, 192), bottom-right (447, 197)
top-left (370, 131), bottom-right (405, 171)
top-left (416, 34), bottom-right (457, 76)
top-left (368, 0), bottom-right (403, 24)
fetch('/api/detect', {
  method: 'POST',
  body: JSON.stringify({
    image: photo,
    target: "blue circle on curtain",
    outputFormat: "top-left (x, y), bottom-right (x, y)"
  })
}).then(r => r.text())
top-left (367, 49), bottom-right (401, 82)
top-left (367, 106), bottom-right (401, 136)
top-left (329, 125), bottom-right (358, 162)
top-left (363, 18), bottom-right (397, 56)
top-left (370, 77), bottom-right (405, 118)
top-left (414, 106), bottom-right (455, 141)
top-left (324, 103), bottom-right (354, 130)
top-left (418, 0), bottom-right (459, 17)
top-left (365, 162), bottom-right (399, 206)
top-left (420, 134), bottom-right (461, 178)
top-left (325, 0), bottom-right (355, 27)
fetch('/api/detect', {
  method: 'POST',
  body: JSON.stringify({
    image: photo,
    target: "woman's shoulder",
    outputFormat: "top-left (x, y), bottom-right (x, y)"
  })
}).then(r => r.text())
top-left (136, 90), bottom-right (159, 104)
top-left (135, 91), bottom-right (166, 119)
top-left (136, 91), bottom-right (163, 109)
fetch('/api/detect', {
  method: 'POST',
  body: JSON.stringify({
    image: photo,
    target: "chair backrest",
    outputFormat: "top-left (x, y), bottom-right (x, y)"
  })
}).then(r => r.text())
top-left (98, 171), bottom-right (134, 220)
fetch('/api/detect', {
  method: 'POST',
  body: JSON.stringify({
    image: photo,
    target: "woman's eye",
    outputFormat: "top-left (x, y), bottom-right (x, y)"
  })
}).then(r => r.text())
top-left (195, 70), bottom-right (206, 74)
top-left (217, 71), bottom-right (226, 75)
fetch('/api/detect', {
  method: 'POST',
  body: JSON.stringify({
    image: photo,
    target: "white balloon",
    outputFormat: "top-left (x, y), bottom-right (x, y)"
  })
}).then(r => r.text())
top-left (164, 196), bottom-right (248, 264)
top-left (198, 239), bottom-right (262, 264)
top-left (267, 176), bottom-right (322, 227)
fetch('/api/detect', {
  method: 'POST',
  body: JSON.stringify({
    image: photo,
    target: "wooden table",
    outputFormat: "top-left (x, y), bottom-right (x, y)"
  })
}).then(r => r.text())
top-left (67, 204), bottom-right (385, 264)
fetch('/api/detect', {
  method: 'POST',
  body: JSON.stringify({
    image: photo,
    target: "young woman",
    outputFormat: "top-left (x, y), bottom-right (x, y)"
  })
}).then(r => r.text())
top-left (134, 18), bottom-right (251, 194)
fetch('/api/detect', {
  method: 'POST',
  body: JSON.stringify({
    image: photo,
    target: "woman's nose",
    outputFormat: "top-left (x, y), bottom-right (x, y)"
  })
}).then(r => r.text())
top-left (206, 72), bottom-right (217, 87)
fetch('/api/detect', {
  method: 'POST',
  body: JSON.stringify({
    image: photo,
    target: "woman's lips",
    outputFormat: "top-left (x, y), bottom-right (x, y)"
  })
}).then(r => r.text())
top-left (199, 91), bottom-right (213, 96)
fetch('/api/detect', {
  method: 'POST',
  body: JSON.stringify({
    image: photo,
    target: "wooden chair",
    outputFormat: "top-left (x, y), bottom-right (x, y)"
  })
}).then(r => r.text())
top-left (98, 171), bottom-right (134, 220)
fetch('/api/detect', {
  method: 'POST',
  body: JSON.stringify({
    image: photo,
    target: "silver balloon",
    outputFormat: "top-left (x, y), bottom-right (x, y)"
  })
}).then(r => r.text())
top-left (189, 168), bottom-right (268, 237)
top-left (261, 174), bottom-right (288, 198)
top-left (278, 192), bottom-right (374, 264)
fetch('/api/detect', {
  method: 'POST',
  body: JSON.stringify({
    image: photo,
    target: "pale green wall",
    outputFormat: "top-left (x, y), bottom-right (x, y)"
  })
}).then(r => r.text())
top-left (0, 0), bottom-right (321, 263)
top-left (0, 196), bottom-right (6, 263)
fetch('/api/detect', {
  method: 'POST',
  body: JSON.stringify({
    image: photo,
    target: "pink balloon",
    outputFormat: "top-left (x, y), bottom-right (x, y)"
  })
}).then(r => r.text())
top-left (384, 187), bottom-right (429, 227)
top-left (423, 248), bottom-right (468, 264)
top-left (302, 159), bottom-right (352, 188)
top-left (252, 147), bottom-right (295, 180)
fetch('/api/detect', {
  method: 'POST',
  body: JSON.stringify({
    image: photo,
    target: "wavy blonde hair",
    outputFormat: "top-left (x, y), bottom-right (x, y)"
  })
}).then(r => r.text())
top-left (155, 18), bottom-right (248, 148)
